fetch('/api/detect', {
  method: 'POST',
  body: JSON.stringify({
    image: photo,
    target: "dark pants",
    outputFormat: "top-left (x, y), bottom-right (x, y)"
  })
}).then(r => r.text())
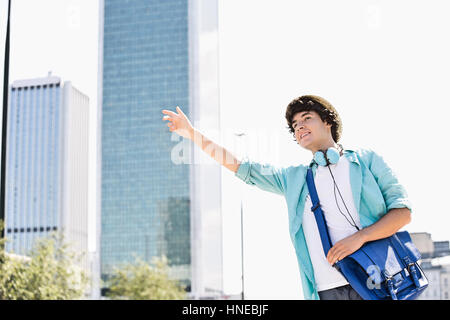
top-left (318, 284), bottom-right (364, 300)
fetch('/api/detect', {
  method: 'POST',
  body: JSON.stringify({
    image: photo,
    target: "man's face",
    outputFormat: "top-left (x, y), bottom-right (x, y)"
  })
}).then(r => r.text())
top-left (292, 110), bottom-right (332, 151)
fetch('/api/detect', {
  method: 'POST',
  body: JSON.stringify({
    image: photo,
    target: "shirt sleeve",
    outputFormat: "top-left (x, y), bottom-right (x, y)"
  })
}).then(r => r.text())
top-left (368, 150), bottom-right (413, 214)
top-left (234, 157), bottom-right (288, 196)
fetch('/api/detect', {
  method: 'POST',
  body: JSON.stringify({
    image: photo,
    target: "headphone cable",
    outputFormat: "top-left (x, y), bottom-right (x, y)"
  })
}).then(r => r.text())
top-left (327, 165), bottom-right (360, 231)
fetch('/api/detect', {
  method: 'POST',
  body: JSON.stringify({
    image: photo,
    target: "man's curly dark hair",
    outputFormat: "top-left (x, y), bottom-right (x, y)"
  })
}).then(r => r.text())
top-left (285, 95), bottom-right (343, 143)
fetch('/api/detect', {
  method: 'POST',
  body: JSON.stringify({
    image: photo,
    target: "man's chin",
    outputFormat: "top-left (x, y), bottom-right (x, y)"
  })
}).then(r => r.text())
top-left (298, 141), bottom-right (312, 151)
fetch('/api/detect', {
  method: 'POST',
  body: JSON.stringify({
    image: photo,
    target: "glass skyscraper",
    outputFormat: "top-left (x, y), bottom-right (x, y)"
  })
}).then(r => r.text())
top-left (4, 75), bottom-right (89, 274)
top-left (99, 0), bottom-right (223, 298)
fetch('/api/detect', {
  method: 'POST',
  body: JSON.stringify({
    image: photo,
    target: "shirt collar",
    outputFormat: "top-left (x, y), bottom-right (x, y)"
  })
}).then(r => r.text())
top-left (308, 147), bottom-right (359, 168)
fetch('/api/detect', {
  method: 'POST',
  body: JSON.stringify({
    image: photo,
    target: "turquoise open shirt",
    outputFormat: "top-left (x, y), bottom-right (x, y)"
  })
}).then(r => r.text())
top-left (234, 147), bottom-right (412, 300)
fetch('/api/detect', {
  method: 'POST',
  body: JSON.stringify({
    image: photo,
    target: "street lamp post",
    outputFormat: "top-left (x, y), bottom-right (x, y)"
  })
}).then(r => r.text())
top-left (239, 193), bottom-right (245, 300)
top-left (1, 0), bottom-right (12, 240)
top-left (234, 132), bottom-right (246, 300)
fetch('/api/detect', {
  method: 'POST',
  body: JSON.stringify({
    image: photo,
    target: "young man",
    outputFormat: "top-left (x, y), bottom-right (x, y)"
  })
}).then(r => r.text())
top-left (161, 95), bottom-right (412, 300)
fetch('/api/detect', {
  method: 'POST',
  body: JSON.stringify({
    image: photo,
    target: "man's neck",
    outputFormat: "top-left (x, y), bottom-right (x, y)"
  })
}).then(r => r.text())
top-left (310, 141), bottom-right (339, 155)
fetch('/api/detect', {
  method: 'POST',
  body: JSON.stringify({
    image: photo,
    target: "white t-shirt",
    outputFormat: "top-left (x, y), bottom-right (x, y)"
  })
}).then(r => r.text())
top-left (302, 155), bottom-right (362, 292)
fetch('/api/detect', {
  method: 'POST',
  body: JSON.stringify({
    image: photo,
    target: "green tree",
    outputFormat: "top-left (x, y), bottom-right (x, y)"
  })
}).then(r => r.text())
top-left (106, 255), bottom-right (187, 300)
top-left (0, 221), bottom-right (89, 300)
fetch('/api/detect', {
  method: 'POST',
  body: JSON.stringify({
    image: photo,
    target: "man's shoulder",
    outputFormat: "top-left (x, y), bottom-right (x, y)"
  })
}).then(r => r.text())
top-left (345, 145), bottom-right (385, 166)
top-left (283, 162), bottom-right (309, 176)
top-left (345, 144), bottom-right (379, 155)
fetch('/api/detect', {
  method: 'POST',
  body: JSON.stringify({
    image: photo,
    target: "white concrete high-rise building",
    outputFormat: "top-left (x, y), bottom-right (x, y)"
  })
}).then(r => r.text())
top-left (4, 74), bottom-right (90, 278)
top-left (418, 257), bottom-right (450, 300)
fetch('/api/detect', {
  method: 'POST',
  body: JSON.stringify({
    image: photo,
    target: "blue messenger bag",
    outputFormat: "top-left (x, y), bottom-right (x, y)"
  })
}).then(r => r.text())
top-left (306, 168), bottom-right (428, 300)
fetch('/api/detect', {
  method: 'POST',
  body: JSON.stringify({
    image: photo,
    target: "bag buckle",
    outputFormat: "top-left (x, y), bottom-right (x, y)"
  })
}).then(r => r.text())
top-left (407, 262), bottom-right (421, 288)
top-left (387, 278), bottom-right (398, 300)
top-left (311, 202), bottom-right (321, 212)
top-left (383, 270), bottom-right (398, 300)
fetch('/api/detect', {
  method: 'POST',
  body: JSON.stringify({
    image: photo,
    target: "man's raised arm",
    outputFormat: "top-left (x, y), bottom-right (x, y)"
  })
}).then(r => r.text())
top-left (162, 106), bottom-right (241, 173)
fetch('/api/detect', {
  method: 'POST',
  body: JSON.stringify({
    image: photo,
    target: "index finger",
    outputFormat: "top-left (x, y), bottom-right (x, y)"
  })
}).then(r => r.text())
top-left (326, 247), bottom-right (335, 262)
top-left (162, 109), bottom-right (177, 117)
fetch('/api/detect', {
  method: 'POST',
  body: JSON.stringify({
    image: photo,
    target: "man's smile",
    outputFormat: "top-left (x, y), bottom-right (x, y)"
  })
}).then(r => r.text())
top-left (300, 131), bottom-right (311, 140)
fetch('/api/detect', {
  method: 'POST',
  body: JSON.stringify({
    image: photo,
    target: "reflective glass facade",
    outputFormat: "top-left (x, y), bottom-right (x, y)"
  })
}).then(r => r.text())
top-left (101, 0), bottom-right (191, 288)
top-left (5, 81), bottom-right (62, 255)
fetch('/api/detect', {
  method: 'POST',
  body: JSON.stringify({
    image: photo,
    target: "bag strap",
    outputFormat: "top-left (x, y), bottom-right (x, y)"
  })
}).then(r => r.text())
top-left (306, 168), bottom-right (333, 256)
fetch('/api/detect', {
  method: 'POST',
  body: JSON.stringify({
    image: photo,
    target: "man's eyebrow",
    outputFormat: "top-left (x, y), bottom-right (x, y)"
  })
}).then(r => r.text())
top-left (293, 112), bottom-right (312, 124)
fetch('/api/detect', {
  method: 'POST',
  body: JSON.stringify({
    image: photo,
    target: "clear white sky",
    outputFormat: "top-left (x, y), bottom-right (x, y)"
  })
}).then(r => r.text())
top-left (6, 0), bottom-right (450, 299)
